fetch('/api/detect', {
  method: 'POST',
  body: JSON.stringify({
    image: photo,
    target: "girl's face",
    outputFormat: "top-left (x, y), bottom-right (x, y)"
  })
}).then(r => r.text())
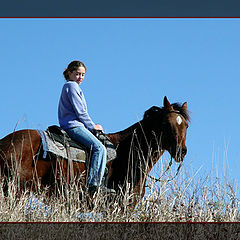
top-left (68, 66), bottom-right (86, 85)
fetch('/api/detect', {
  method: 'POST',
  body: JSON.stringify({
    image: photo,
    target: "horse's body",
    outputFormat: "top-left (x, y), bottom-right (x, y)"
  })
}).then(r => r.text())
top-left (0, 97), bottom-right (190, 205)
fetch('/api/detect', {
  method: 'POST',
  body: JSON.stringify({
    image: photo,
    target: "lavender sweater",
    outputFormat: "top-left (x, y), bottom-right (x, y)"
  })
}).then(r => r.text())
top-left (58, 81), bottom-right (95, 130)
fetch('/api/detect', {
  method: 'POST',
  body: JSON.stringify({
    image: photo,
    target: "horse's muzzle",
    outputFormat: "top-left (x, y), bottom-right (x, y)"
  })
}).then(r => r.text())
top-left (174, 146), bottom-right (187, 162)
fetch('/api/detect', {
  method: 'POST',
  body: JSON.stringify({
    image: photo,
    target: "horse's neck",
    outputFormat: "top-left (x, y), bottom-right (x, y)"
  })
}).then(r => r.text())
top-left (107, 119), bottom-right (165, 191)
top-left (106, 122), bottom-right (141, 146)
top-left (108, 119), bottom-right (164, 160)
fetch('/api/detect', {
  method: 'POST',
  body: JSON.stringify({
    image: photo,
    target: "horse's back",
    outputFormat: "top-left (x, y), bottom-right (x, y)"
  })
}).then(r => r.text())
top-left (0, 129), bottom-right (41, 154)
top-left (0, 129), bottom-right (41, 173)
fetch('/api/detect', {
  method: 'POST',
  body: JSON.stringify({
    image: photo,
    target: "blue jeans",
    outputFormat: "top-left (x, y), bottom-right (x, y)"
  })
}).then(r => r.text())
top-left (65, 126), bottom-right (107, 187)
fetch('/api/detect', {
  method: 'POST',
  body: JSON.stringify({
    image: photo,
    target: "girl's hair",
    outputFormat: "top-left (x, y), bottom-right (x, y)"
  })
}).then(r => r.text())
top-left (63, 60), bottom-right (87, 80)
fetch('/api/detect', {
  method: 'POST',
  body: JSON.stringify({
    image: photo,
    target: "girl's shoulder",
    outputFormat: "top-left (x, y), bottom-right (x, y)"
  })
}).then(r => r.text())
top-left (64, 81), bottom-right (79, 89)
top-left (64, 81), bottom-right (77, 86)
top-left (63, 81), bottom-right (82, 94)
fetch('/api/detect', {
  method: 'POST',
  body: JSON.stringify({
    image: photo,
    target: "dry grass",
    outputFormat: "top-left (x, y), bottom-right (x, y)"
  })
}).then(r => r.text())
top-left (0, 153), bottom-right (239, 223)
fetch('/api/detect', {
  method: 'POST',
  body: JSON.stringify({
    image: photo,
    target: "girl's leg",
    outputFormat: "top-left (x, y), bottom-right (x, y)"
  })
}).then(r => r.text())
top-left (65, 126), bottom-right (107, 187)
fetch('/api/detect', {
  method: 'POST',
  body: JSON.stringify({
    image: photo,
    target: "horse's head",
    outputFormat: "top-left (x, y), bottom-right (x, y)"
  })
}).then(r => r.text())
top-left (143, 96), bottom-right (190, 163)
top-left (162, 96), bottom-right (189, 162)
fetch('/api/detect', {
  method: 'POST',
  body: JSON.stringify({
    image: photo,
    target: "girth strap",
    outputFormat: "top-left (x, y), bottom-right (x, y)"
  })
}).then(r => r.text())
top-left (65, 141), bottom-right (74, 184)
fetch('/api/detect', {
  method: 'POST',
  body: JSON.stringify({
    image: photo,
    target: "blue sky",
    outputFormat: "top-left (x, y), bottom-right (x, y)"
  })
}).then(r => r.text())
top-left (0, 19), bottom-right (239, 189)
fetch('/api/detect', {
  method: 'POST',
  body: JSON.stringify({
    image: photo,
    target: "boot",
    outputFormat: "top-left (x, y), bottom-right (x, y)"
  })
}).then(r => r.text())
top-left (88, 185), bottom-right (116, 197)
top-left (99, 186), bottom-right (116, 194)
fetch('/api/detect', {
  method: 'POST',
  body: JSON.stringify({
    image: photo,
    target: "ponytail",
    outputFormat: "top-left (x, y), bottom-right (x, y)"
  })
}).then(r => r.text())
top-left (63, 68), bottom-right (69, 80)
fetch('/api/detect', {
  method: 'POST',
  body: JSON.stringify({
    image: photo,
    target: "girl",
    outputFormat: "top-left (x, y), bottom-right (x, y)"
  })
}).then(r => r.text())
top-left (58, 60), bottom-right (115, 196)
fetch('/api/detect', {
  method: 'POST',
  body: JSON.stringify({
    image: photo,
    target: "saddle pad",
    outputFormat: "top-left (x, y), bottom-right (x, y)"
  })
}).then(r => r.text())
top-left (38, 130), bottom-right (87, 163)
top-left (38, 129), bottom-right (117, 163)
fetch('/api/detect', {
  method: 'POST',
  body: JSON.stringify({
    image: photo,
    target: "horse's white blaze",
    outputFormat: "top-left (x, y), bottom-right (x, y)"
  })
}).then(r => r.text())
top-left (176, 116), bottom-right (182, 125)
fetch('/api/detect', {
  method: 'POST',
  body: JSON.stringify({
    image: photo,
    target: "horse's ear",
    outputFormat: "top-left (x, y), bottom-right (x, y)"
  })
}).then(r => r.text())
top-left (163, 96), bottom-right (174, 111)
top-left (182, 102), bottom-right (187, 111)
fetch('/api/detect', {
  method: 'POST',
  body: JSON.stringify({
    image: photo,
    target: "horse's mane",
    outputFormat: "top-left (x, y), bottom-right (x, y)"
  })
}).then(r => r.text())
top-left (109, 102), bottom-right (190, 145)
top-left (171, 103), bottom-right (191, 122)
top-left (143, 103), bottom-right (190, 122)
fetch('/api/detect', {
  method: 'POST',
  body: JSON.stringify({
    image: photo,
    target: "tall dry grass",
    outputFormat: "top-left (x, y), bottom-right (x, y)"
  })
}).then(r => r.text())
top-left (0, 151), bottom-right (239, 222)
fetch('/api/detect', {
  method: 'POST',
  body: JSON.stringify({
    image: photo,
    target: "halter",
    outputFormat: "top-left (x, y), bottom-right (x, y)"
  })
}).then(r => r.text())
top-left (169, 110), bottom-right (181, 114)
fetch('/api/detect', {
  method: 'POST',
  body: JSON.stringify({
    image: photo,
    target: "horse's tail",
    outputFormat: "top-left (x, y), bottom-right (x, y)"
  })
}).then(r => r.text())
top-left (0, 130), bottom-right (30, 194)
top-left (0, 136), bottom-right (11, 195)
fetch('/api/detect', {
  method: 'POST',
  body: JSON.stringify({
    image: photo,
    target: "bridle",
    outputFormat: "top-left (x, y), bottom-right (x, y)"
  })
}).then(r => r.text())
top-left (146, 109), bottom-right (185, 184)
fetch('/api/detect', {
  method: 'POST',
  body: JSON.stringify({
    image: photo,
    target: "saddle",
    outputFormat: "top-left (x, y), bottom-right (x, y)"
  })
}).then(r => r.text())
top-left (38, 125), bottom-right (117, 163)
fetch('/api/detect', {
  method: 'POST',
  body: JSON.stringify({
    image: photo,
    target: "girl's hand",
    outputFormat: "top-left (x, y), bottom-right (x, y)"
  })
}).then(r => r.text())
top-left (94, 124), bottom-right (104, 132)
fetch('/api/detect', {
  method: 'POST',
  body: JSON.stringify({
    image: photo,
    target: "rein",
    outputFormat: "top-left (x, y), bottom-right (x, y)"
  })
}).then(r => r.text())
top-left (147, 159), bottom-right (183, 184)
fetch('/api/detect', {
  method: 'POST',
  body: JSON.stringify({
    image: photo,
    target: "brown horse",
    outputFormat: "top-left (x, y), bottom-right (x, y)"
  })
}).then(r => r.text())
top-left (0, 96), bottom-right (190, 205)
